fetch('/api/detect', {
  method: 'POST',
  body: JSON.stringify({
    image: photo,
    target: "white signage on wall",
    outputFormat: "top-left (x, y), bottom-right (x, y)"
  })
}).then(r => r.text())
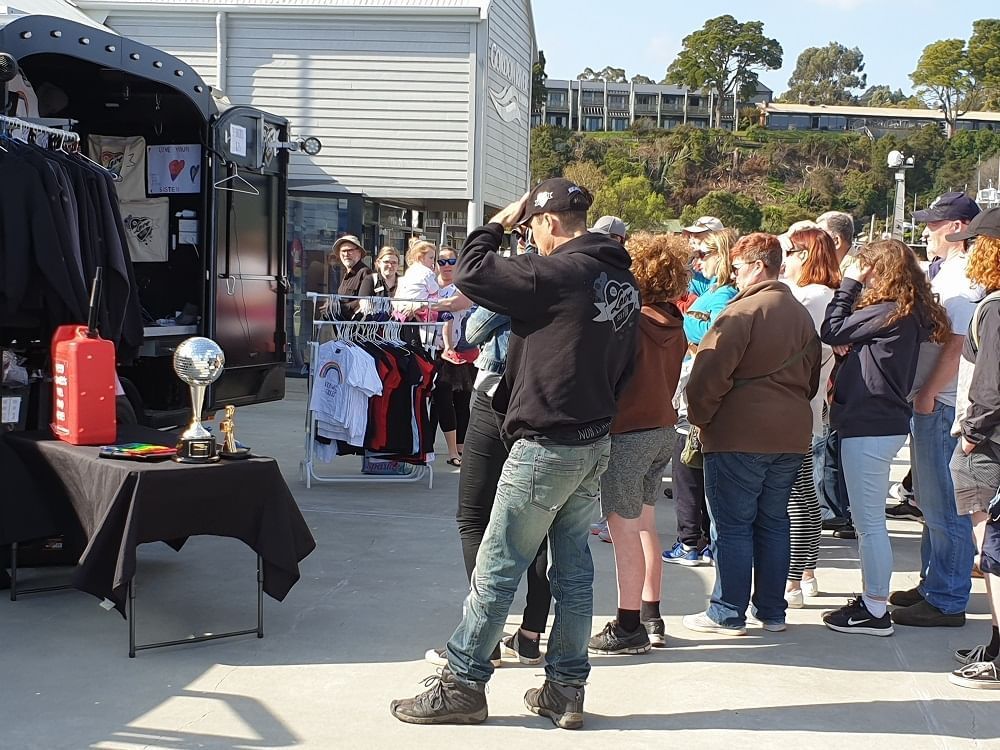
top-left (488, 42), bottom-right (530, 124)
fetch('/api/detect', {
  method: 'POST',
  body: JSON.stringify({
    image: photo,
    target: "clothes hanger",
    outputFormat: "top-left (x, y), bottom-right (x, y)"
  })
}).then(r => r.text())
top-left (61, 136), bottom-right (123, 182)
top-left (214, 161), bottom-right (260, 196)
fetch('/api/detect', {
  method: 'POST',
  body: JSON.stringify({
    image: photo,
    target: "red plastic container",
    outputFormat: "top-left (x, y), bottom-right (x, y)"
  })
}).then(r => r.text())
top-left (51, 325), bottom-right (117, 445)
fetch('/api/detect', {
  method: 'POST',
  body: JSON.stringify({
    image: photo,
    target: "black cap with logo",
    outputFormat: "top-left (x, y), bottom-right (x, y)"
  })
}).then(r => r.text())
top-left (515, 178), bottom-right (593, 226)
top-left (912, 192), bottom-right (981, 223)
top-left (945, 206), bottom-right (1000, 242)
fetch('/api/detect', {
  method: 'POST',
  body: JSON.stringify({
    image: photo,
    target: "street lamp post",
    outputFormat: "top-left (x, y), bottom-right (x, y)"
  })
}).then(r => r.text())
top-left (888, 150), bottom-right (914, 241)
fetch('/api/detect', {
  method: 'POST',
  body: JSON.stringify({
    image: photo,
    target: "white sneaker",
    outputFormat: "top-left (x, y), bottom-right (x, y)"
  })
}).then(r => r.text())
top-left (682, 611), bottom-right (747, 636)
top-left (802, 577), bottom-right (820, 597)
top-left (785, 588), bottom-right (804, 609)
top-left (747, 613), bottom-right (787, 632)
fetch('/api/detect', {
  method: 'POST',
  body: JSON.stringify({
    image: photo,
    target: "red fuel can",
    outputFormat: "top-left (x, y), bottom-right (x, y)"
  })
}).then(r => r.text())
top-left (51, 325), bottom-right (117, 445)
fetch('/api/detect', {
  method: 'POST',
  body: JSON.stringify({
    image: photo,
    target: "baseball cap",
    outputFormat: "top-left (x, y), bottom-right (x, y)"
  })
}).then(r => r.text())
top-left (332, 234), bottom-right (365, 253)
top-left (684, 216), bottom-right (724, 234)
top-left (515, 178), bottom-right (593, 225)
top-left (912, 192), bottom-right (981, 223)
top-left (589, 215), bottom-right (628, 238)
top-left (945, 207), bottom-right (1000, 242)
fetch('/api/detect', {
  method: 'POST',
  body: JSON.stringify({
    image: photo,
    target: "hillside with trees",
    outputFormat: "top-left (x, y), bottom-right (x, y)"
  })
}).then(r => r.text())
top-left (530, 124), bottom-right (1000, 233)
top-left (532, 14), bottom-right (1000, 233)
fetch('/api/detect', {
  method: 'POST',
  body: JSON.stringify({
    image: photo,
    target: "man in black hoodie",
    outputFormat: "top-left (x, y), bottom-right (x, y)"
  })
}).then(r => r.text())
top-left (390, 179), bottom-right (640, 730)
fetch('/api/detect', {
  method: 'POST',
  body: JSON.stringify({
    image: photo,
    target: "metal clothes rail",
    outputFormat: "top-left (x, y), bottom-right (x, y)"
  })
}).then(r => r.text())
top-left (300, 292), bottom-right (443, 490)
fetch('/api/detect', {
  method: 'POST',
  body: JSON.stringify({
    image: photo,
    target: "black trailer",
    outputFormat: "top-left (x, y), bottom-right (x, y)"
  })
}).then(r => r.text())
top-left (1, 13), bottom-right (301, 427)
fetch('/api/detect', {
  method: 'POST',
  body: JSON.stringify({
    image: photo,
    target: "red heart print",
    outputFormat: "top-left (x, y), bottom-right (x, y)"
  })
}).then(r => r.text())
top-left (168, 159), bottom-right (185, 181)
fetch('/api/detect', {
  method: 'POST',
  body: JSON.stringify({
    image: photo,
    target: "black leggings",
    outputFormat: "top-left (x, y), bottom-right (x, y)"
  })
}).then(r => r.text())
top-left (671, 435), bottom-right (711, 548)
top-left (456, 391), bottom-right (552, 633)
top-left (432, 386), bottom-right (472, 444)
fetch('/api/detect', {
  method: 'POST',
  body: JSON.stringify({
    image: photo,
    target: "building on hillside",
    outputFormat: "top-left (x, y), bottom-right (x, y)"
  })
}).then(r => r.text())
top-left (76, 0), bottom-right (537, 255)
top-left (759, 102), bottom-right (1000, 137)
top-left (533, 79), bottom-right (773, 132)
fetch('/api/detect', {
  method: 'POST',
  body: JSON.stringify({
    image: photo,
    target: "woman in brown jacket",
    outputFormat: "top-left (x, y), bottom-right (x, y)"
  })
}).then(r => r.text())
top-left (587, 232), bottom-right (690, 655)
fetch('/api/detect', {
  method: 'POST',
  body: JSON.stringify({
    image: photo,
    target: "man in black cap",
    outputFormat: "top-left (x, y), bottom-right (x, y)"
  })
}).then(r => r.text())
top-left (390, 179), bottom-right (640, 729)
top-left (890, 192), bottom-right (982, 628)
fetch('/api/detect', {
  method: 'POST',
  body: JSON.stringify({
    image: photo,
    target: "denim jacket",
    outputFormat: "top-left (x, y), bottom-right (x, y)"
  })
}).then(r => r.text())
top-left (465, 305), bottom-right (510, 376)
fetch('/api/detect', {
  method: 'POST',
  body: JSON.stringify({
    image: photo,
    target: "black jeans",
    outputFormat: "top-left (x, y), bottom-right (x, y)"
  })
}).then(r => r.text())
top-left (672, 435), bottom-right (711, 548)
top-left (456, 391), bottom-right (552, 633)
top-left (819, 429), bottom-right (851, 523)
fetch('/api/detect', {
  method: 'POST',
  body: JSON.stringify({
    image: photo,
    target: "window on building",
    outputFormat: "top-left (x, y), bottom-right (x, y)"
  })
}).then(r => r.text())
top-left (581, 91), bottom-right (602, 106)
top-left (610, 117), bottom-right (630, 131)
top-left (547, 91), bottom-right (567, 108)
top-left (662, 95), bottom-right (681, 109)
top-left (608, 94), bottom-right (628, 109)
top-left (583, 116), bottom-right (604, 132)
top-left (547, 113), bottom-right (568, 128)
top-left (635, 94), bottom-right (656, 108)
top-left (688, 96), bottom-right (702, 108)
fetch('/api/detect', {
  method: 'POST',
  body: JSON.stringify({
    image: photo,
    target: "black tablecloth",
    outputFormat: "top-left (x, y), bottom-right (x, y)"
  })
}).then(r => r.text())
top-left (6, 426), bottom-right (316, 616)
top-left (0, 432), bottom-right (57, 546)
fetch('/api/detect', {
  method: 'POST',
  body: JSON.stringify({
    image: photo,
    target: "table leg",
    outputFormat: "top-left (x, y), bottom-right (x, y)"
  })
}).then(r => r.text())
top-left (128, 578), bottom-right (136, 658)
top-left (10, 541), bottom-right (17, 602)
top-left (257, 554), bottom-right (264, 638)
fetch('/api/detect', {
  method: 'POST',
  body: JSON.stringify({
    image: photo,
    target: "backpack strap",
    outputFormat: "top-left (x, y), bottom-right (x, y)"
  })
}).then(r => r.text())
top-left (971, 291), bottom-right (1000, 351)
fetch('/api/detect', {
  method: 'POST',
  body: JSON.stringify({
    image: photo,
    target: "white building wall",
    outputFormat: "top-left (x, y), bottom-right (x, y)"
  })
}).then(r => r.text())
top-left (225, 14), bottom-right (473, 198)
top-left (101, 11), bottom-right (218, 87)
top-left (480, 0), bottom-right (532, 209)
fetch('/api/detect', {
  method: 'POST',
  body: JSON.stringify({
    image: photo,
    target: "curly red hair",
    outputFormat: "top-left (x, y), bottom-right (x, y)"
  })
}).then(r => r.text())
top-left (625, 232), bottom-right (691, 304)
top-left (854, 239), bottom-right (950, 344)
top-left (967, 236), bottom-right (1000, 293)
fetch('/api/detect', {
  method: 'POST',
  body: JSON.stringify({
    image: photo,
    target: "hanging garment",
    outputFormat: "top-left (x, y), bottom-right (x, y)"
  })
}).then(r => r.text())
top-left (119, 198), bottom-right (170, 262)
top-left (87, 134), bottom-right (146, 201)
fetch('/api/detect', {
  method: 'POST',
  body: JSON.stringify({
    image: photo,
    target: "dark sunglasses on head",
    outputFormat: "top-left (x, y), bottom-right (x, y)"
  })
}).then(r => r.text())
top-left (437, 258), bottom-right (457, 267)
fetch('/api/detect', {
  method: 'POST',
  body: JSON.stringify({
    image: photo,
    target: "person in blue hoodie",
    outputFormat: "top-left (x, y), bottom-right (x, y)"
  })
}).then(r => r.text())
top-left (820, 239), bottom-right (950, 638)
top-left (663, 228), bottom-right (739, 567)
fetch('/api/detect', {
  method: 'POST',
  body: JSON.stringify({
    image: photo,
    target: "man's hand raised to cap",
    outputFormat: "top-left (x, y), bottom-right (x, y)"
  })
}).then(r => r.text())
top-left (490, 192), bottom-right (529, 230)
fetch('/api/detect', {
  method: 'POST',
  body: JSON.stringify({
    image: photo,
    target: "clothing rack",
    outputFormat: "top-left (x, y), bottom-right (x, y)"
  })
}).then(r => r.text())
top-left (0, 115), bottom-right (80, 144)
top-left (301, 292), bottom-right (444, 489)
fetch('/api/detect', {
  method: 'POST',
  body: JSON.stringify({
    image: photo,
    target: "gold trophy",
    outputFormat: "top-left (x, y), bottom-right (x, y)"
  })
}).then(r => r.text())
top-left (219, 404), bottom-right (250, 459)
top-left (172, 337), bottom-right (225, 463)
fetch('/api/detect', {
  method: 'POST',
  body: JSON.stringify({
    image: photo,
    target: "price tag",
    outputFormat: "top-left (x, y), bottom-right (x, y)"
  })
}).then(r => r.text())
top-left (230, 124), bottom-right (247, 157)
top-left (2, 396), bottom-right (21, 424)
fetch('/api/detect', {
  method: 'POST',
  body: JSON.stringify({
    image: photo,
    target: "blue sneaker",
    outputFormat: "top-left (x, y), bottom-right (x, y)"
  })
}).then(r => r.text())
top-left (700, 546), bottom-right (715, 566)
top-left (662, 542), bottom-right (701, 566)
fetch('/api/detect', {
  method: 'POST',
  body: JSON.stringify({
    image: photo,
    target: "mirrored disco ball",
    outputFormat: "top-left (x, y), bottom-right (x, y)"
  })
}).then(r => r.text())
top-left (172, 337), bottom-right (226, 386)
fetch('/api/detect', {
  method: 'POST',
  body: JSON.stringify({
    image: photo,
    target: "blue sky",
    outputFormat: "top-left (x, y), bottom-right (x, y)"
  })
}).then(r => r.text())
top-left (533, 0), bottom-right (986, 96)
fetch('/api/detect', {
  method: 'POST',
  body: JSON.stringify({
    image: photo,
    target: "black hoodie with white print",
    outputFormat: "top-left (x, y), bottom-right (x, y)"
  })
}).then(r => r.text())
top-left (455, 222), bottom-right (640, 445)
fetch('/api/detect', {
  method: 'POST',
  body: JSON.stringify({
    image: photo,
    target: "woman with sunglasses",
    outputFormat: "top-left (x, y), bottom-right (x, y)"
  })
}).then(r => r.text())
top-left (663, 228), bottom-right (739, 567)
top-left (781, 227), bottom-right (842, 608)
top-left (430, 247), bottom-right (476, 467)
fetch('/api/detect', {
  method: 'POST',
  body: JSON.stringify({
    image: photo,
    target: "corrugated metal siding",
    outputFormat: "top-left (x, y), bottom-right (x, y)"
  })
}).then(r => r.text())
top-left (481, 0), bottom-right (531, 208)
top-left (102, 11), bottom-right (218, 87)
top-left (226, 15), bottom-right (473, 197)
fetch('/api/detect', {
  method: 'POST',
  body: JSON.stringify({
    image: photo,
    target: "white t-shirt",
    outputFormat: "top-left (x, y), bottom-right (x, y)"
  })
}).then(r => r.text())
top-left (910, 253), bottom-right (982, 408)
top-left (310, 342), bottom-right (381, 447)
top-left (394, 264), bottom-right (440, 307)
top-left (785, 281), bottom-right (836, 436)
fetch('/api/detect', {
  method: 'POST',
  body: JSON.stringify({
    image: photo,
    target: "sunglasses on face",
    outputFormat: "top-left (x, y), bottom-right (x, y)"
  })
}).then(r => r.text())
top-left (437, 258), bottom-right (457, 267)
top-left (785, 246), bottom-right (806, 257)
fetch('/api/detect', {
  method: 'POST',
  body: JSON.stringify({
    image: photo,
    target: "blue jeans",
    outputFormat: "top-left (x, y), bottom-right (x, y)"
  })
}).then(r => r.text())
top-left (446, 437), bottom-right (610, 687)
top-left (703, 452), bottom-right (803, 627)
top-left (912, 402), bottom-right (975, 614)
top-left (841, 435), bottom-right (908, 600)
top-left (819, 429), bottom-right (851, 522)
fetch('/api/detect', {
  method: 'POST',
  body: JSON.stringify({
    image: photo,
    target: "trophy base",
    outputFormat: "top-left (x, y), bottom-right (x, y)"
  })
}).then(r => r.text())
top-left (174, 437), bottom-right (220, 464)
top-left (220, 446), bottom-right (252, 460)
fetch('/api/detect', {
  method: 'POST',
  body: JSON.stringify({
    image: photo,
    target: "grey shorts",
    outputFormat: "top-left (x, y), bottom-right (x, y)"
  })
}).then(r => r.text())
top-left (600, 427), bottom-right (677, 520)
top-left (950, 441), bottom-right (1000, 516)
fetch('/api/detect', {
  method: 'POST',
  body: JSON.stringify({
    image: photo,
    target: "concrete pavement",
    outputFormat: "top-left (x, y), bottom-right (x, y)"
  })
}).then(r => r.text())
top-left (4, 377), bottom-right (999, 749)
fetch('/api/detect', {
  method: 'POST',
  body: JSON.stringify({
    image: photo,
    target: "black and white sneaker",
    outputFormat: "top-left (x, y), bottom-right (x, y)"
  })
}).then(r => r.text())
top-left (425, 644), bottom-right (502, 668)
top-left (950, 661), bottom-right (1000, 690)
top-left (955, 644), bottom-right (999, 665)
top-left (643, 617), bottom-right (667, 648)
top-left (885, 499), bottom-right (923, 522)
top-left (823, 596), bottom-right (894, 637)
top-left (501, 631), bottom-right (544, 665)
top-left (587, 619), bottom-right (651, 655)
